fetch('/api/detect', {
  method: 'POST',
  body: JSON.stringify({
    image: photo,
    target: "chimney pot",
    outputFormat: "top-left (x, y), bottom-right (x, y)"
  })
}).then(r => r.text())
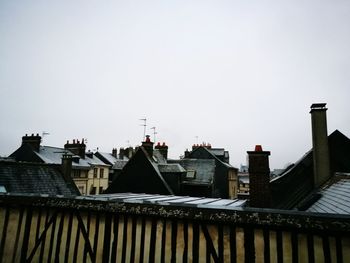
top-left (255, 145), bottom-right (263, 152)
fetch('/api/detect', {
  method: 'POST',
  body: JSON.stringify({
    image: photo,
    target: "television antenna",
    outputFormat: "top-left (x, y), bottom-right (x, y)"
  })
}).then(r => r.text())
top-left (41, 131), bottom-right (50, 143)
top-left (151, 127), bottom-right (157, 142)
top-left (139, 118), bottom-right (147, 141)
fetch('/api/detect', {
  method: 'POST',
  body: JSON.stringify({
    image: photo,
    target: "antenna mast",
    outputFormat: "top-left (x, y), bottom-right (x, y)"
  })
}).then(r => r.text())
top-left (139, 118), bottom-right (147, 141)
top-left (42, 131), bottom-right (50, 143)
top-left (151, 127), bottom-right (157, 142)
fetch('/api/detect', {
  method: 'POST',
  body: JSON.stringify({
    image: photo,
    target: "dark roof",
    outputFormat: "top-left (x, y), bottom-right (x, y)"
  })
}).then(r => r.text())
top-left (188, 146), bottom-right (237, 169)
top-left (106, 147), bottom-right (174, 195)
top-left (112, 159), bottom-right (129, 170)
top-left (95, 152), bottom-right (118, 166)
top-left (306, 174), bottom-right (350, 214)
top-left (158, 164), bottom-right (186, 173)
top-left (153, 149), bottom-right (167, 164)
top-left (169, 159), bottom-right (216, 184)
top-left (0, 161), bottom-right (80, 196)
top-left (270, 130), bottom-right (350, 210)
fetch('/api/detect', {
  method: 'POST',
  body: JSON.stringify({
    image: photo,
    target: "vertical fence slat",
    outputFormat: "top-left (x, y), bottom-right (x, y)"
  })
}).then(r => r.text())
top-left (12, 207), bottom-right (24, 262)
top-left (110, 214), bottom-right (119, 263)
top-left (230, 226), bottom-right (236, 263)
top-left (148, 217), bottom-right (158, 263)
top-left (64, 212), bottom-right (74, 263)
top-left (171, 220), bottom-right (177, 263)
top-left (20, 209), bottom-right (32, 262)
top-left (336, 235), bottom-right (343, 263)
top-left (102, 213), bottom-right (112, 263)
top-left (161, 219), bottom-right (167, 263)
top-left (291, 231), bottom-right (298, 263)
top-left (307, 233), bottom-right (315, 263)
top-left (54, 211), bottom-right (65, 263)
top-left (192, 222), bottom-right (199, 263)
top-left (0, 206), bottom-right (10, 263)
top-left (276, 230), bottom-right (283, 263)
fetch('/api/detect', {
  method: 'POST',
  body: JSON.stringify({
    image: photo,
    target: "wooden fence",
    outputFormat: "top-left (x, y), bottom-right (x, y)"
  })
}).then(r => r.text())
top-left (0, 195), bottom-right (349, 262)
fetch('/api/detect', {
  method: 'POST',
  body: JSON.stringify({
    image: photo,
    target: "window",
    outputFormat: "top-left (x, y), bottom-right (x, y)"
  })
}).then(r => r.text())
top-left (100, 168), bottom-right (104, 178)
top-left (73, 170), bottom-right (81, 178)
top-left (99, 187), bottom-right (103, 194)
top-left (93, 168), bottom-right (98, 178)
top-left (90, 187), bottom-right (97, 195)
top-left (186, 170), bottom-right (196, 179)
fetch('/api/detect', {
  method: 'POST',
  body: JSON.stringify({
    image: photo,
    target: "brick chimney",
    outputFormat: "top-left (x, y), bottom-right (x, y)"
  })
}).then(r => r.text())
top-left (155, 142), bottom-right (168, 159)
top-left (112, 148), bottom-right (117, 158)
top-left (64, 138), bottom-right (86, 159)
top-left (247, 145), bottom-right (271, 208)
top-left (142, 135), bottom-right (154, 157)
top-left (119, 148), bottom-right (125, 159)
top-left (184, 149), bottom-right (190, 158)
top-left (125, 147), bottom-right (135, 159)
top-left (61, 153), bottom-right (72, 180)
top-left (310, 103), bottom-right (330, 188)
top-left (22, 133), bottom-right (41, 152)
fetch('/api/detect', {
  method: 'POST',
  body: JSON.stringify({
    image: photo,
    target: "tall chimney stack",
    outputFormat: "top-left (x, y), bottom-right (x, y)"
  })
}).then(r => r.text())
top-left (155, 142), bottom-right (168, 160)
top-left (61, 153), bottom-right (73, 180)
top-left (22, 133), bottom-right (41, 152)
top-left (142, 135), bottom-right (154, 157)
top-left (310, 103), bottom-right (330, 188)
top-left (247, 145), bottom-right (271, 208)
top-left (64, 139), bottom-right (86, 159)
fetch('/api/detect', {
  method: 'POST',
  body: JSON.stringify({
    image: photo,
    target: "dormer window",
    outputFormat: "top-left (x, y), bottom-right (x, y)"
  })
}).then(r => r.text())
top-left (186, 170), bottom-right (196, 179)
top-left (0, 185), bottom-right (6, 193)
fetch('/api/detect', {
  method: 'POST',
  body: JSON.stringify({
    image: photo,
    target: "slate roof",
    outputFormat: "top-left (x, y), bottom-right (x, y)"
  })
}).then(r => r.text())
top-left (85, 154), bottom-right (109, 167)
top-left (95, 152), bottom-right (118, 166)
top-left (79, 193), bottom-right (247, 208)
top-left (306, 174), bottom-right (350, 214)
top-left (158, 164), bottom-right (186, 173)
top-left (0, 161), bottom-right (80, 196)
top-left (153, 149), bottom-right (167, 164)
top-left (35, 146), bottom-right (90, 168)
top-left (170, 159), bottom-right (216, 185)
top-left (208, 148), bottom-right (225, 157)
top-left (270, 130), bottom-right (350, 210)
top-left (112, 159), bottom-right (129, 170)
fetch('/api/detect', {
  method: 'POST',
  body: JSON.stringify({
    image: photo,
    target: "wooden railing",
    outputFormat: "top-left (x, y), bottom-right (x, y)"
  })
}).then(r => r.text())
top-left (0, 194), bottom-right (349, 262)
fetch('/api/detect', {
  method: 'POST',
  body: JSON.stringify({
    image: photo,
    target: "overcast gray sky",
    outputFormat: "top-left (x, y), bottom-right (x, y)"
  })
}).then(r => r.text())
top-left (1, 0), bottom-right (349, 169)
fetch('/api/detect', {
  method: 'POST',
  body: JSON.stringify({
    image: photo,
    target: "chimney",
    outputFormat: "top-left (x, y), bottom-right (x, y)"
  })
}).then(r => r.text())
top-left (142, 135), bottom-right (154, 157)
top-left (61, 153), bottom-right (72, 180)
top-left (310, 103), bottom-right (330, 188)
top-left (112, 148), bottom-right (117, 158)
top-left (125, 147), bottom-right (134, 159)
top-left (22, 133), bottom-right (41, 152)
top-left (155, 142), bottom-right (168, 159)
top-left (184, 149), bottom-right (190, 158)
top-left (119, 148), bottom-right (125, 159)
top-left (86, 150), bottom-right (93, 159)
top-left (247, 145), bottom-right (271, 208)
top-left (64, 138), bottom-right (86, 159)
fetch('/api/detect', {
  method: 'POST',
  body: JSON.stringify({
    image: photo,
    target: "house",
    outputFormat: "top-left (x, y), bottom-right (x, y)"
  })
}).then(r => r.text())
top-left (105, 137), bottom-right (185, 195)
top-left (9, 135), bottom-right (109, 195)
top-left (0, 157), bottom-right (80, 196)
top-left (182, 144), bottom-right (238, 199)
top-left (95, 148), bottom-right (130, 184)
top-left (247, 103), bottom-right (350, 212)
top-left (106, 136), bottom-right (238, 199)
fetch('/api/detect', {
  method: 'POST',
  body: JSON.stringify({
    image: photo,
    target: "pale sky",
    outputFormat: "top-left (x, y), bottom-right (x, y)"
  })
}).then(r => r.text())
top-left (1, 0), bottom-right (349, 169)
